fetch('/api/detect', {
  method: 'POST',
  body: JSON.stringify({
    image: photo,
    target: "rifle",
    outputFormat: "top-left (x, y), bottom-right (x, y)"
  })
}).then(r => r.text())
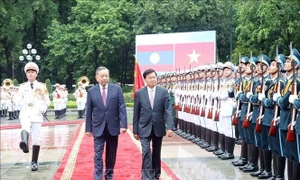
top-left (214, 64), bottom-right (221, 121)
top-left (207, 64), bottom-right (214, 119)
top-left (255, 50), bottom-right (264, 133)
top-left (242, 51), bottom-right (253, 128)
top-left (269, 45), bottom-right (280, 136)
top-left (232, 53), bottom-right (242, 126)
top-left (200, 67), bottom-right (208, 117)
top-left (287, 42), bottom-right (296, 142)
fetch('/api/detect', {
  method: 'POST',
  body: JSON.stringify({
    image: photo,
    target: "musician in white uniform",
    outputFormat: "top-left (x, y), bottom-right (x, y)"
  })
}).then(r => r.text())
top-left (17, 62), bottom-right (50, 171)
top-left (73, 82), bottom-right (87, 118)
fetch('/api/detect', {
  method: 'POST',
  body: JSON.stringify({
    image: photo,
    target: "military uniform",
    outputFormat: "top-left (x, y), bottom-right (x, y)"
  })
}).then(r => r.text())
top-left (73, 83), bottom-right (87, 118)
top-left (18, 62), bottom-right (50, 171)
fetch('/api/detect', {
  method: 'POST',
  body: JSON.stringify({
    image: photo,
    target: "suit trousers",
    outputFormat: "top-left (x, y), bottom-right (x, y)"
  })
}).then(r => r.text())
top-left (93, 126), bottom-right (118, 180)
top-left (140, 127), bottom-right (163, 180)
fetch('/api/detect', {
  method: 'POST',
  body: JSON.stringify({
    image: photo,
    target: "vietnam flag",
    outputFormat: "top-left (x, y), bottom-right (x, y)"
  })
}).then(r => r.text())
top-left (133, 59), bottom-right (145, 98)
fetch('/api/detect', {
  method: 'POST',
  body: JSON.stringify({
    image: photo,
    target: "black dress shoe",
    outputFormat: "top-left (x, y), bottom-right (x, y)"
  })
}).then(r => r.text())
top-left (243, 165), bottom-right (258, 172)
top-left (220, 153), bottom-right (234, 160)
top-left (206, 146), bottom-right (218, 152)
top-left (31, 162), bottom-right (38, 171)
top-left (266, 175), bottom-right (276, 180)
top-left (250, 168), bottom-right (264, 177)
top-left (239, 163), bottom-right (250, 170)
top-left (232, 159), bottom-right (247, 166)
top-left (258, 171), bottom-right (272, 179)
top-left (274, 175), bottom-right (284, 180)
top-left (213, 149), bottom-right (224, 155)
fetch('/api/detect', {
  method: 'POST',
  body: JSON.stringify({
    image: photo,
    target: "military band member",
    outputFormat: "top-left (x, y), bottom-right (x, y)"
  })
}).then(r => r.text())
top-left (280, 48), bottom-right (300, 180)
top-left (52, 83), bottom-right (62, 119)
top-left (18, 62), bottom-right (50, 171)
top-left (73, 82), bottom-right (87, 118)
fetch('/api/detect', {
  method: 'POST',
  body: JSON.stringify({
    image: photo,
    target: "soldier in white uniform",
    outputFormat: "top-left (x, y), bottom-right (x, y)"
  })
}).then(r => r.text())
top-left (17, 62), bottom-right (50, 171)
top-left (73, 82), bottom-right (87, 118)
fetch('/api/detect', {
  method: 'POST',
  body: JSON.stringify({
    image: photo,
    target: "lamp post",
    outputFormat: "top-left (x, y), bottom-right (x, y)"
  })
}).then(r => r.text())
top-left (19, 43), bottom-right (41, 62)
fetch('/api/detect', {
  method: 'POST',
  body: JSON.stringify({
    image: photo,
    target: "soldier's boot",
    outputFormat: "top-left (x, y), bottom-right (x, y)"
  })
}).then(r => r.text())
top-left (275, 155), bottom-right (285, 179)
top-left (243, 144), bottom-right (258, 172)
top-left (258, 149), bottom-right (272, 179)
top-left (19, 130), bottom-right (29, 153)
top-left (31, 145), bottom-right (40, 171)
top-left (13, 111), bottom-right (18, 119)
top-left (4, 109), bottom-right (8, 117)
top-left (0, 109), bottom-right (3, 117)
top-left (16, 110), bottom-right (20, 118)
top-left (220, 137), bottom-right (235, 160)
top-left (287, 159), bottom-right (293, 180)
top-left (214, 133), bottom-right (225, 155)
top-left (77, 110), bottom-right (81, 118)
top-left (292, 160), bottom-right (300, 180)
top-left (8, 112), bottom-right (13, 120)
top-left (233, 140), bottom-right (248, 166)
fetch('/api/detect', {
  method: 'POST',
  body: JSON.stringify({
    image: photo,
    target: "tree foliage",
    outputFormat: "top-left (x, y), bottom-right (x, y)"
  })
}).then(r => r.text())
top-left (1, 0), bottom-right (300, 88)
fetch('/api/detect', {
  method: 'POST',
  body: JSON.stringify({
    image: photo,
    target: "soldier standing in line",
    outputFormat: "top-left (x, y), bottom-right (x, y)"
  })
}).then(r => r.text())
top-left (259, 54), bottom-right (286, 179)
top-left (17, 62), bottom-right (50, 171)
top-left (233, 57), bottom-right (250, 167)
top-left (217, 61), bottom-right (236, 160)
top-left (278, 48), bottom-right (300, 180)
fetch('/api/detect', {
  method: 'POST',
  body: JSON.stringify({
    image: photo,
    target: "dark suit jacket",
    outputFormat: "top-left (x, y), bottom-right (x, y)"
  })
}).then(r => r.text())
top-left (85, 83), bottom-right (127, 137)
top-left (133, 86), bottom-right (174, 138)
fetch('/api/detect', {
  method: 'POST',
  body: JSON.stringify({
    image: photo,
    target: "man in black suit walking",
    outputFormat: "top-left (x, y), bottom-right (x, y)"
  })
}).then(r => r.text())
top-left (133, 69), bottom-right (174, 180)
top-left (85, 66), bottom-right (127, 180)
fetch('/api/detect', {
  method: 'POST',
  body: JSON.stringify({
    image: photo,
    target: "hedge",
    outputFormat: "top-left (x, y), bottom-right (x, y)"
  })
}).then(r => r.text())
top-left (49, 101), bottom-right (134, 109)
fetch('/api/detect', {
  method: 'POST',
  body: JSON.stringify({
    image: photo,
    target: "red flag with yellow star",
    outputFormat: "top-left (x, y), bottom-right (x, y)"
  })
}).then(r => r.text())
top-left (133, 59), bottom-right (145, 98)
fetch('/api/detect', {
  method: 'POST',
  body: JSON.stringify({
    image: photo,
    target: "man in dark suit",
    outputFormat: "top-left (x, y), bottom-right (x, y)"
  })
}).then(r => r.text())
top-left (85, 66), bottom-right (127, 180)
top-left (133, 69), bottom-right (175, 180)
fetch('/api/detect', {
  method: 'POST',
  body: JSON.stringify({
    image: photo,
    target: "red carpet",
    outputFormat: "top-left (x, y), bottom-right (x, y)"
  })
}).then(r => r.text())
top-left (54, 126), bottom-right (179, 180)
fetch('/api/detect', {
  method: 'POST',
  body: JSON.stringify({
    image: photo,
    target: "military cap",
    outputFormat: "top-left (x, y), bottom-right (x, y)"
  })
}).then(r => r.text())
top-left (24, 62), bottom-right (39, 73)
top-left (240, 56), bottom-right (250, 64)
top-left (223, 61), bottom-right (234, 70)
top-left (249, 57), bottom-right (258, 67)
top-left (258, 54), bottom-right (271, 67)
top-left (286, 48), bottom-right (300, 67)
top-left (272, 54), bottom-right (285, 69)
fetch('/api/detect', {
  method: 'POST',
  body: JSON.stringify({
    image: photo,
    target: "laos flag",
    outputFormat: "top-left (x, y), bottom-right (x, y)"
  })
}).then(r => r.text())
top-left (136, 31), bottom-right (216, 74)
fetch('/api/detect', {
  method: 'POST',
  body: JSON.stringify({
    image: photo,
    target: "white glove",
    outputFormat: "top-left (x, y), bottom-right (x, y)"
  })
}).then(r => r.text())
top-left (258, 93), bottom-right (265, 101)
top-left (289, 95), bottom-right (297, 104)
top-left (228, 86), bottom-right (234, 93)
top-left (246, 92), bottom-right (253, 99)
top-left (273, 93), bottom-right (281, 102)
top-left (235, 91), bottom-right (242, 99)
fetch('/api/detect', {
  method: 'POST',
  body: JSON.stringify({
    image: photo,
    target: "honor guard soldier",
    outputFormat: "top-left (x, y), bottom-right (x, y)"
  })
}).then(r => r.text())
top-left (73, 82), bottom-right (87, 118)
top-left (233, 56), bottom-right (250, 167)
top-left (281, 48), bottom-right (300, 180)
top-left (17, 62), bottom-right (50, 171)
top-left (217, 61), bottom-right (236, 160)
top-left (60, 85), bottom-right (68, 117)
top-left (260, 54), bottom-right (286, 179)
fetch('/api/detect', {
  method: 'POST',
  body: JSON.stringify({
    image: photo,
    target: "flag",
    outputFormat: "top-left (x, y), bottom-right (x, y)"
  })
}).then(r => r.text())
top-left (136, 44), bottom-right (174, 72)
top-left (133, 59), bottom-right (145, 98)
top-left (174, 42), bottom-right (215, 70)
top-left (136, 31), bottom-right (216, 73)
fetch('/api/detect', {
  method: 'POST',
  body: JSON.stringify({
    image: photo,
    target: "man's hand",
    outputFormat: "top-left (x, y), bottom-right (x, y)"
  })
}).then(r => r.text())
top-left (86, 132), bottom-right (92, 137)
top-left (134, 134), bottom-right (140, 140)
top-left (167, 130), bottom-right (173, 137)
top-left (120, 128), bottom-right (127, 134)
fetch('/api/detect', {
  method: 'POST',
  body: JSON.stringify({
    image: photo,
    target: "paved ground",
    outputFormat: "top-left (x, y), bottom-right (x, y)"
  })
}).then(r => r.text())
top-left (0, 109), bottom-right (261, 180)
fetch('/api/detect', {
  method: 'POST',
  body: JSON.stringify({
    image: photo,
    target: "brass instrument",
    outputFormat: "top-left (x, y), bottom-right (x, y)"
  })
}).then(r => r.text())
top-left (78, 76), bottom-right (90, 88)
top-left (2, 78), bottom-right (13, 88)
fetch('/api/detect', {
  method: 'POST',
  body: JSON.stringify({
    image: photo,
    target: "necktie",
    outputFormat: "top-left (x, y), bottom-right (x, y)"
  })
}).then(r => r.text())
top-left (150, 89), bottom-right (154, 109)
top-left (102, 87), bottom-right (106, 107)
top-left (30, 83), bottom-right (34, 89)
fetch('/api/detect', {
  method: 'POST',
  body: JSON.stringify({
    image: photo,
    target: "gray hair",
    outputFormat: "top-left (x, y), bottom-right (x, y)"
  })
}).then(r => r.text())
top-left (95, 66), bottom-right (109, 76)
